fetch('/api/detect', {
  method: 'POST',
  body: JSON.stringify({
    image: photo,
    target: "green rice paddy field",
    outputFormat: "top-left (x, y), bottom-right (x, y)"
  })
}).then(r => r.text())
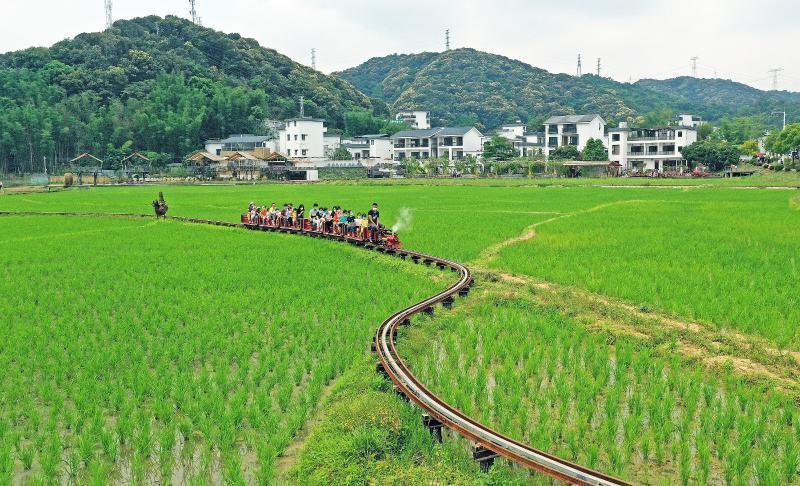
top-left (2, 182), bottom-right (800, 484)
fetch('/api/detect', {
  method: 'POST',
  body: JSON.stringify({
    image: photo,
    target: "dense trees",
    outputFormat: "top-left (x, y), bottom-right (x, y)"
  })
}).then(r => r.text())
top-left (582, 138), bottom-right (608, 161)
top-left (342, 109), bottom-right (409, 137)
top-left (680, 140), bottom-right (742, 171)
top-left (550, 145), bottom-right (580, 160)
top-left (482, 136), bottom-right (516, 160)
top-left (337, 49), bottom-right (800, 131)
top-left (0, 15), bottom-right (372, 173)
top-left (765, 124), bottom-right (800, 155)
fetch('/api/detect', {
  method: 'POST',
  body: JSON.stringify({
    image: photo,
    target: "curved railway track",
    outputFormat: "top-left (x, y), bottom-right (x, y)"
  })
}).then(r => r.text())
top-left (0, 210), bottom-right (630, 485)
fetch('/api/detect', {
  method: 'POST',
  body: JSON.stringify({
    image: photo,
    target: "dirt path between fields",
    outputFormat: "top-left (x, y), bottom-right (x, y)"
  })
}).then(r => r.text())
top-left (474, 199), bottom-right (667, 266)
top-left (475, 268), bottom-right (800, 394)
top-left (274, 376), bottom-right (340, 481)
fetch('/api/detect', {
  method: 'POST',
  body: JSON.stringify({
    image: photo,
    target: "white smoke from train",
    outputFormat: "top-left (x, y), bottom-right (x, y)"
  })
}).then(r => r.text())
top-left (392, 207), bottom-right (412, 233)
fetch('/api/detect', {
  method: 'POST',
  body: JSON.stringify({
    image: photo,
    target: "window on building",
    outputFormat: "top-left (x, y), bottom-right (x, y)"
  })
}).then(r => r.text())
top-left (549, 137), bottom-right (558, 146)
top-left (301, 134), bottom-right (307, 141)
top-left (612, 134), bottom-right (620, 142)
top-left (548, 125), bottom-right (558, 134)
top-left (286, 134), bottom-right (290, 141)
top-left (370, 140), bottom-right (374, 145)
top-left (294, 150), bottom-right (298, 155)
top-left (301, 149), bottom-right (307, 156)
top-left (294, 135), bottom-right (298, 141)
top-left (612, 145), bottom-right (620, 155)
top-left (568, 136), bottom-right (578, 145)
top-left (678, 131), bottom-right (683, 137)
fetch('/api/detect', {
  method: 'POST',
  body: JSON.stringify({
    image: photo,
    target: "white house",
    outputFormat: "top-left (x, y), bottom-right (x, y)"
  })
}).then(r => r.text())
top-left (395, 110), bottom-right (431, 130)
top-left (343, 142), bottom-right (371, 161)
top-left (204, 139), bottom-right (223, 156)
top-left (391, 127), bottom-right (483, 160)
top-left (323, 134), bottom-right (341, 158)
top-left (676, 114), bottom-right (705, 128)
top-left (360, 134), bottom-right (393, 161)
top-left (543, 114), bottom-right (606, 156)
top-left (278, 118), bottom-right (327, 160)
top-left (608, 122), bottom-right (698, 173)
top-left (496, 123), bottom-right (545, 156)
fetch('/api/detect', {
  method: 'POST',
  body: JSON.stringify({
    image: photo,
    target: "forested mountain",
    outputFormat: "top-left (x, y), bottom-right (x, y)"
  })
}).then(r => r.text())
top-left (336, 49), bottom-right (800, 130)
top-left (0, 16), bottom-right (372, 173)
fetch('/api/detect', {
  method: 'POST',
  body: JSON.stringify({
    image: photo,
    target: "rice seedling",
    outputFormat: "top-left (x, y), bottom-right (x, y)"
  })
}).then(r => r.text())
top-left (0, 214), bottom-right (441, 481)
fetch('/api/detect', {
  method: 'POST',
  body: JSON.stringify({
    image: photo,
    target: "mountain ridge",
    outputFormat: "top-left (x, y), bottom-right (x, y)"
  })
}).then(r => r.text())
top-left (335, 48), bottom-right (799, 130)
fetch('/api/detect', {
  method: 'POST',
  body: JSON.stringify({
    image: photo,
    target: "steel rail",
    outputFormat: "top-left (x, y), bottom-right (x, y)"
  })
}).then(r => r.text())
top-left (0, 211), bottom-right (630, 485)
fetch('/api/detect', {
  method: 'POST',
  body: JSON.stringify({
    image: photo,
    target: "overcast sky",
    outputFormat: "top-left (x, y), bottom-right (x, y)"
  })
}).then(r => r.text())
top-left (3, 0), bottom-right (800, 92)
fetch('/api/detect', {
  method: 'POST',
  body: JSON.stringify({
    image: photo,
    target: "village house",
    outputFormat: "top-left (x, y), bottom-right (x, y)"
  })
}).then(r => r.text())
top-left (395, 110), bottom-right (431, 130)
top-left (391, 127), bottom-right (484, 161)
top-left (608, 122), bottom-right (698, 173)
top-left (277, 117), bottom-right (327, 160)
top-left (496, 122), bottom-right (545, 157)
top-left (543, 114), bottom-right (606, 157)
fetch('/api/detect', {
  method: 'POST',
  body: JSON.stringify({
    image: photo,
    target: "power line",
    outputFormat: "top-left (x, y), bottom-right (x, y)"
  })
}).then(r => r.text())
top-left (576, 54), bottom-right (582, 77)
top-left (690, 56), bottom-right (698, 77)
top-left (768, 67), bottom-right (783, 91)
top-left (104, 0), bottom-right (113, 28)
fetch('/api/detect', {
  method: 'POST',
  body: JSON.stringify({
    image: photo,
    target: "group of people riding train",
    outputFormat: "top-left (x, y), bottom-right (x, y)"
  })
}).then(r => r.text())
top-left (243, 201), bottom-right (385, 243)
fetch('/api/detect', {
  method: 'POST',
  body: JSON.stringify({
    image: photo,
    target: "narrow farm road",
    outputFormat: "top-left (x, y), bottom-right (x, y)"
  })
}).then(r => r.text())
top-left (473, 199), bottom-right (663, 267)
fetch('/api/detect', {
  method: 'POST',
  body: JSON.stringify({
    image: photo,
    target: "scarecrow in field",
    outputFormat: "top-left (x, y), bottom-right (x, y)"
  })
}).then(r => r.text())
top-left (152, 192), bottom-right (168, 218)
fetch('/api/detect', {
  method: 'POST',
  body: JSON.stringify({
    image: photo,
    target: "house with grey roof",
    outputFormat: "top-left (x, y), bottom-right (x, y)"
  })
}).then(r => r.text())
top-left (390, 126), bottom-right (483, 161)
top-left (543, 114), bottom-right (606, 157)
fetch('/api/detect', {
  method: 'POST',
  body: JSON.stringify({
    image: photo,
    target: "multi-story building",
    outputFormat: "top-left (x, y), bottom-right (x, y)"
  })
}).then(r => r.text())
top-left (391, 127), bottom-right (483, 160)
top-left (608, 122), bottom-right (698, 173)
top-left (496, 122), bottom-right (545, 156)
top-left (543, 114), bottom-right (606, 156)
top-left (277, 118), bottom-right (327, 160)
top-left (676, 114), bottom-right (704, 128)
top-left (360, 134), bottom-right (393, 161)
top-left (323, 134), bottom-right (341, 158)
top-left (395, 110), bottom-right (431, 130)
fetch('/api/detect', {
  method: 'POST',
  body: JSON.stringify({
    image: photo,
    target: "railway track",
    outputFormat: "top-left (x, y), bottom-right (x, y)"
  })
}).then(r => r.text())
top-left (0, 211), bottom-right (630, 485)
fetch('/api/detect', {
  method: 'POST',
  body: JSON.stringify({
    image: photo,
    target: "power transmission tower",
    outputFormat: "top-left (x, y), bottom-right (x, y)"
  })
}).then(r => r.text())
top-left (596, 58), bottom-right (601, 77)
top-left (445, 29), bottom-right (450, 51)
top-left (768, 68), bottom-right (783, 90)
top-left (576, 54), bottom-right (582, 77)
top-left (690, 56), bottom-right (698, 77)
top-left (311, 48), bottom-right (316, 70)
top-left (189, 0), bottom-right (198, 24)
top-left (104, 0), bottom-right (113, 28)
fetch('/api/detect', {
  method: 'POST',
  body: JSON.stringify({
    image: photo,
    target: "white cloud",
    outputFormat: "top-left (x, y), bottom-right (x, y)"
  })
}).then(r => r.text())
top-left (2, 0), bottom-right (799, 91)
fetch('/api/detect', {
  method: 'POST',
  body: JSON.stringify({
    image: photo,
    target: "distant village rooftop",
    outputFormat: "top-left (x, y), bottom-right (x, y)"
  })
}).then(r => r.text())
top-left (544, 114), bottom-right (604, 124)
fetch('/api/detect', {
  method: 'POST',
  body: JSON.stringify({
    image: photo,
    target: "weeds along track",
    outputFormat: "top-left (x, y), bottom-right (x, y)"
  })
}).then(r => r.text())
top-left (0, 210), bottom-right (629, 486)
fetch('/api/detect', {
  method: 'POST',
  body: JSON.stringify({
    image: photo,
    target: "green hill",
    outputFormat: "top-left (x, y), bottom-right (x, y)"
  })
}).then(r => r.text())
top-left (336, 48), bottom-right (800, 130)
top-left (0, 16), bottom-right (372, 171)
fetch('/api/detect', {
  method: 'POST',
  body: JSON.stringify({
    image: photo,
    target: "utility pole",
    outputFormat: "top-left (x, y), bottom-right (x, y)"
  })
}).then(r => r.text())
top-left (311, 48), bottom-right (316, 70)
top-left (299, 96), bottom-right (305, 118)
top-left (773, 111), bottom-right (787, 130)
top-left (445, 29), bottom-right (450, 51)
top-left (104, 0), bottom-right (113, 28)
top-left (768, 68), bottom-right (783, 91)
top-left (43, 155), bottom-right (47, 175)
top-left (576, 54), bottom-right (582, 77)
top-left (596, 58), bottom-right (601, 77)
top-left (189, 0), bottom-right (198, 24)
top-left (690, 56), bottom-right (698, 77)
